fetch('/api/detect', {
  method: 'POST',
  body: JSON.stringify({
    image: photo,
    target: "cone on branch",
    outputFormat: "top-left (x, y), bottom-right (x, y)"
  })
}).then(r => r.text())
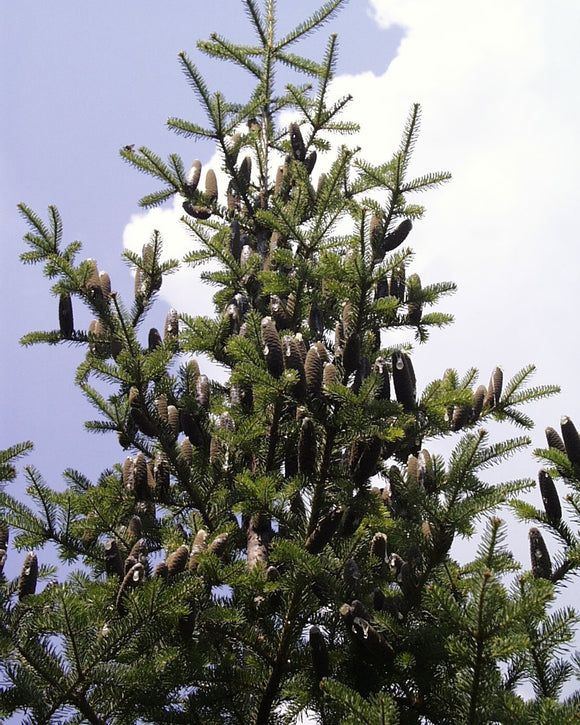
top-left (246, 514), bottom-right (272, 571)
top-left (538, 469), bottom-right (561, 525)
top-left (271, 295), bottom-right (294, 331)
top-left (88, 319), bottom-right (109, 358)
top-left (148, 327), bottom-right (162, 351)
top-left (116, 562), bottom-right (145, 614)
top-left (289, 122), bottom-right (306, 162)
top-left (229, 221), bottom-right (241, 263)
top-left (58, 294), bottom-right (74, 338)
top-left (342, 332), bottom-right (361, 376)
top-left (179, 436), bottom-right (193, 465)
top-left (133, 452), bottom-right (149, 499)
top-left (545, 426), bottom-right (566, 454)
top-left (304, 149), bottom-right (317, 174)
top-left (153, 561), bottom-right (169, 581)
top-left (85, 258), bottom-right (103, 301)
top-left (125, 515), bottom-right (143, 544)
top-left (451, 404), bottom-right (471, 432)
top-left (129, 386), bottom-right (157, 437)
top-left (189, 530), bottom-right (208, 572)
top-left (383, 218), bottom-right (412, 253)
top-left (305, 343), bottom-right (326, 396)
top-left (389, 264), bottom-right (406, 302)
top-left (167, 544), bottom-right (190, 577)
top-left (298, 417), bottom-right (317, 476)
top-left (305, 508), bottom-right (342, 554)
top-left (18, 552), bottom-right (38, 600)
top-left (560, 416), bottom-right (580, 467)
top-left (104, 539), bottom-right (124, 579)
top-left (183, 200), bottom-right (211, 219)
top-left (195, 374), bottom-right (211, 410)
top-left (369, 213), bottom-right (384, 260)
top-left (322, 362), bottom-right (338, 394)
top-left (164, 309), bottom-right (179, 348)
top-left (129, 538), bottom-right (148, 570)
top-left (392, 350), bottom-right (416, 411)
top-left (99, 271), bottom-right (111, 298)
top-left (471, 384), bottom-right (487, 422)
top-left (205, 169), bottom-right (218, 201)
top-left (371, 532), bottom-right (388, 563)
top-left (484, 367), bottom-right (503, 409)
top-left (183, 159), bottom-right (202, 196)
top-left (167, 405), bottom-right (180, 437)
top-left (261, 317), bottom-right (284, 379)
top-left (309, 625), bottom-right (330, 682)
top-left (339, 601), bottom-right (395, 666)
top-left (309, 303), bottom-right (325, 339)
top-left (350, 436), bottom-right (382, 487)
top-left (208, 532), bottom-right (229, 559)
top-left (343, 558), bottom-right (361, 593)
top-left (418, 449), bottom-right (436, 492)
top-left (153, 451), bottom-right (170, 498)
top-left (283, 335), bottom-right (306, 401)
top-left (529, 527), bottom-right (552, 580)
top-left (238, 156), bottom-right (252, 188)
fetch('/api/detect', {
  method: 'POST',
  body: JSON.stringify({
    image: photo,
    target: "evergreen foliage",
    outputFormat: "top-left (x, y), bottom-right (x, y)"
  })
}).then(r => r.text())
top-left (3, 2), bottom-right (579, 722)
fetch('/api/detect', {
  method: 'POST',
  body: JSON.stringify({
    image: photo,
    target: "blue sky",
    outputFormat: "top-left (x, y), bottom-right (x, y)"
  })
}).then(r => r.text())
top-left (2, 0), bottom-right (580, 716)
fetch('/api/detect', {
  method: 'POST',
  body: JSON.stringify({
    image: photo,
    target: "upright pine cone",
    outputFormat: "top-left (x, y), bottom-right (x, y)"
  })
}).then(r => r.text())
top-left (183, 159), bottom-right (202, 195)
top-left (58, 293), bottom-right (74, 338)
top-left (484, 367), bottom-right (503, 408)
top-left (289, 122), bottom-right (306, 161)
top-left (167, 544), bottom-right (189, 576)
top-left (538, 469), bottom-right (561, 525)
top-left (545, 426), bottom-right (566, 454)
top-left (104, 539), bottom-right (124, 579)
top-left (261, 317), bottom-right (284, 379)
top-left (309, 625), bottom-right (329, 681)
top-left (205, 169), bottom-right (218, 201)
top-left (246, 514), bottom-right (272, 570)
top-left (529, 527), bottom-right (551, 579)
top-left (305, 508), bottom-right (342, 554)
top-left (283, 335), bottom-right (306, 401)
top-left (189, 530), bottom-right (208, 572)
top-left (560, 416), bottom-right (580, 467)
top-left (18, 552), bottom-right (38, 600)
top-left (391, 350), bottom-right (416, 410)
top-left (116, 562), bottom-right (145, 614)
top-left (298, 417), bottom-right (317, 475)
top-left (305, 343), bottom-right (326, 396)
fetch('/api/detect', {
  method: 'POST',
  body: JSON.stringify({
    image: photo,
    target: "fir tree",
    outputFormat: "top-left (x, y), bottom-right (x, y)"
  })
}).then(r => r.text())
top-left (2, 2), bottom-right (580, 723)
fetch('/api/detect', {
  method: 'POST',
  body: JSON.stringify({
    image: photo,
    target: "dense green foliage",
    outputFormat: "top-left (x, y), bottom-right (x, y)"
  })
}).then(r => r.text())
top-left (2, 2), bottom-right (580, 722)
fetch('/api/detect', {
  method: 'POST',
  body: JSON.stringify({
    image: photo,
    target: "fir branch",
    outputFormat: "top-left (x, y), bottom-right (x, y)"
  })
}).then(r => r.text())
top-left (0, 441), bottom-right (34, 484)
top-left (199, 35), bottom-right (263, 78)
top-left (242, 0), bottom-right (267, 46)
top-left (177, 52), bottom-right (216, 126)
top-left (276, 0), bottom-right (346, 50)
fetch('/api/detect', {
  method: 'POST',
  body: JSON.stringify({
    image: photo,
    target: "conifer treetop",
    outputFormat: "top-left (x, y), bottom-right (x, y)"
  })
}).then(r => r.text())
top-left (3, 2), bottom-right (578, 724)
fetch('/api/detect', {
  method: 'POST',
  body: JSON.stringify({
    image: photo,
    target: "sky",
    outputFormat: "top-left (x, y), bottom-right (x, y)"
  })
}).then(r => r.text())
top-left (2, 0), bottom-right (580, 717)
